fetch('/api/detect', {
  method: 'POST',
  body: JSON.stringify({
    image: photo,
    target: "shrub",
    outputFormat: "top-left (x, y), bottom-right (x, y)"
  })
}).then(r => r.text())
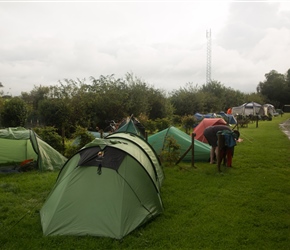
top-left (64, 126), bottom-right (95, 158)
top-left (181, 115), bottom-right (197, 134)
top-left (160, 135), bottom-right (180, 166)
top-left (155, 118), bottom-right (171, 131)
top-left (144, 119), bottom-right (156, 134)
top-left (33, 126), bottom-right (63, 153)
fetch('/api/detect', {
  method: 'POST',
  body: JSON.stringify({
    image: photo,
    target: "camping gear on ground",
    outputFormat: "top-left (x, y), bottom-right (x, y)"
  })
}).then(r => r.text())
top-left (148, 126), bottom-right (211, 162)
top-left (40, 136), bottom-right (164, 239)
top-left (193, 118), bottom-right (227, 143)
top-left (0, 127), bottom-right (67, 172)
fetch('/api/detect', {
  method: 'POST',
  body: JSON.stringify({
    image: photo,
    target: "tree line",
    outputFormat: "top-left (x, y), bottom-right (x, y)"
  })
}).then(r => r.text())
top-left (0, 69), bottom-right (289, 141)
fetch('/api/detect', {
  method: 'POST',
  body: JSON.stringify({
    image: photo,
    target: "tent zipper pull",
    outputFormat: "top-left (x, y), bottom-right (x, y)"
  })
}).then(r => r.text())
top-left (97, 164), bottom-right (102, 175)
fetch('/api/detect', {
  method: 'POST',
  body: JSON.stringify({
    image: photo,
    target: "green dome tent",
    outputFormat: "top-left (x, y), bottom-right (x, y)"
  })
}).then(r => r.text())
top-left (116, 116), bottom-right (146, 139)
top-left (106, 132), bottom-right (164, 188)
top-left (40, 136), bottom-right (164, 239)
top-left (0, 127), bottom-right (67, 172)
top-left (148, 126), bottom-right (210, 162)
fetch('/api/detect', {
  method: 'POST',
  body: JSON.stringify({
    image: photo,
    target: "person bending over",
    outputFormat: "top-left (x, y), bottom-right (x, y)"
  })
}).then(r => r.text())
top-left (203, 125), bottom-right (239, 164)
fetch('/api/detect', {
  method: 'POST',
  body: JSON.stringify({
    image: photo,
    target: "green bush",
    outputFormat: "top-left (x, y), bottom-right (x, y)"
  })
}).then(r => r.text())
top-left (144, 119), bottom-right (156, 134)
top-left (155, 118), bottom-right (171, 131)
top-left (181, 115), bottom-right (197, 134)
top-left (33, 126), bottom-right (63, 153)
top-left (64, 126), bottom-right (95, 158)
top-left (160, 135), bottom-right (180, 166)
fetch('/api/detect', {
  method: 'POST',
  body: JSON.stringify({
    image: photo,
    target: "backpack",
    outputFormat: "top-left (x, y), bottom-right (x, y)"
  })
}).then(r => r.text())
top-left (217, 130), bottom-right (237, 148)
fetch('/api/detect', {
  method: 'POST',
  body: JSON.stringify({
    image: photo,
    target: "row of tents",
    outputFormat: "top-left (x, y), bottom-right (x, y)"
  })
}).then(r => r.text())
top-left (194, 112), bottom-right (237, 125)
top-left (231, 102), bottom-right (276, 117)
top-left (0, 125), bottom-right (164, 239)
top-left (0, 116), bottom-right (233, 239)
top-left (194, 102), bottom-right (277, 125)
top-left (0, 102), bottom-right (276, 173)
top-left (0, 118), bottom-right (214, 173)
top-left (2, 103), bottom-right (274, 173)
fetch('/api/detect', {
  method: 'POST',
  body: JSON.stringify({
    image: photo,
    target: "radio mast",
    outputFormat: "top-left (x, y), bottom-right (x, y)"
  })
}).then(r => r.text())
top-left (206, 29), bottom-right (212, 84)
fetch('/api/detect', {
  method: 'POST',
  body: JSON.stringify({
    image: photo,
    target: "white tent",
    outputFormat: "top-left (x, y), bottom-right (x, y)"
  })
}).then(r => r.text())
top-left (261, 104), bottom-right (276, 116)
top-left (232, 102), bottom-right (262, 116)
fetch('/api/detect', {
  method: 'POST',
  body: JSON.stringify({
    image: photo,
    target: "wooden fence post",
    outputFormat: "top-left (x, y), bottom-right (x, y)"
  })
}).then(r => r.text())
top-left (217, 134), bottom-right (225, 172)
top-left (191, 133), bottom-right (196, 168)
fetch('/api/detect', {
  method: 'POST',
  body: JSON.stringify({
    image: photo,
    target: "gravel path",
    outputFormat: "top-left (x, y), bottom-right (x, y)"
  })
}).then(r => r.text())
top-left (280, 118), bottom-right (290, 140)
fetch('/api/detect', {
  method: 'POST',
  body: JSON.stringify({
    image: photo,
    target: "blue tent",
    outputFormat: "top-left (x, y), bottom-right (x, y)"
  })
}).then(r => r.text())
top-left (218, 112), bottom-right (237, 125)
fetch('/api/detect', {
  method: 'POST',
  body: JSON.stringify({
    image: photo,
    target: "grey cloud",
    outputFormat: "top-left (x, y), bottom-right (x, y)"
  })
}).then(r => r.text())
top-left (216, 2), bottom-right (286, 53)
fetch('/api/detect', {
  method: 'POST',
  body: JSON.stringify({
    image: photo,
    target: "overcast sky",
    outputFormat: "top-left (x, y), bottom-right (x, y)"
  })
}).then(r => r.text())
top-left (1, 1), bottom-right (290, 96)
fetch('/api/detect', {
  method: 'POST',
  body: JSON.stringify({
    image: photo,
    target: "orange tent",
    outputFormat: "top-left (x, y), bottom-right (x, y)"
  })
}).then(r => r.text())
top-left (193, 118), bottom-right (227, 143)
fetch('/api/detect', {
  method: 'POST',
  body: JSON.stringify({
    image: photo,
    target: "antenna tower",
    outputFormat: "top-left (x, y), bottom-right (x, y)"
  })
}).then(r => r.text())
top-left (206, 29), bottom-right (212, 84)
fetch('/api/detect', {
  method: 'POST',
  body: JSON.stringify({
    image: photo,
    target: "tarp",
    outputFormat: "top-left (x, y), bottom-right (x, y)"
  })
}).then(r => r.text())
top-left (0, 127), bottom-right (67, 171)
top-left (148, 126), bottom-right (210, 162)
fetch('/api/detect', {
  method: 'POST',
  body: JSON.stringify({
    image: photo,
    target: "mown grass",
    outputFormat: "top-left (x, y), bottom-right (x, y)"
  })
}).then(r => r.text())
top-left (1, 114), bottom-right (290, 250)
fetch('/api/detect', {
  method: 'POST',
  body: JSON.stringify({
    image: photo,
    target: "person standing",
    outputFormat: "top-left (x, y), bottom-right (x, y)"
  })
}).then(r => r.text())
top-left (227, 107), bottom-right (232, 114)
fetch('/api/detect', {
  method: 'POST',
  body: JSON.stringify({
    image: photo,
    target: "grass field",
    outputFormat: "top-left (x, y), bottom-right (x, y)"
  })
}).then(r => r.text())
top-left (1, 114), bottom-right (290, 250)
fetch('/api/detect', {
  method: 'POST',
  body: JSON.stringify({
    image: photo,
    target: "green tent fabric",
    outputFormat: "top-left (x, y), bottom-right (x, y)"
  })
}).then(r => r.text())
top-left (116, 116), bottom-right (146, 139)
top-left (40, 136), bottom-right (164, 239)
top-left (106, 132), bottom-right (164, 188)
top-left (148, 126), bottom-right (211, 162)
top-left (0, 127), bottom-right (67, 171)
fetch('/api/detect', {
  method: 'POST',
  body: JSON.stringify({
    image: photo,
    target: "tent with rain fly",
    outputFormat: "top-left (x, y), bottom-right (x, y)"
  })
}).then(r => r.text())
top-left (106, 132), bottom-right (164, 187)
top-left (116, 116), bottom-right (146, 139)
top-left (40, 136), bottom-right (164, 239)
top-left (261, 104), bottom-right (276, 117)
top-left (231, 102), bottom-right (262, 116)
top-left (73, 116), bottom-right (146, 146)
top-left (148, 126), bottom-right (210, 162)
top-left (193, 118), bottom-right (228, 143)
top-left (194, 112), bottom-right (204, 121)
top-left (218, 112), bottom-right (237, 125)
top-left (194, 113), bottom-right (223, 121)
top-left (0, 127), bottom-right (67, 172)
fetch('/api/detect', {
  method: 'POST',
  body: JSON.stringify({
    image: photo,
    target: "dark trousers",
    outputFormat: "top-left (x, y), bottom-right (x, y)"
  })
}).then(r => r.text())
top-left (221, 147), bottom-right (234, 167)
